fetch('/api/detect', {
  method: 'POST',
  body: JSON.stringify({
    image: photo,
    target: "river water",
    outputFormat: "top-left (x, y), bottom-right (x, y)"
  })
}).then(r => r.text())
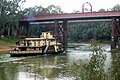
top-left (0, 43), bottom-right (112, 80)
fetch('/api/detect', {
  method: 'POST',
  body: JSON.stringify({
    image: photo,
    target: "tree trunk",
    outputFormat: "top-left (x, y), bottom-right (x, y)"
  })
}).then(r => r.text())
top-left (8, 27), bottom-right (10, 37)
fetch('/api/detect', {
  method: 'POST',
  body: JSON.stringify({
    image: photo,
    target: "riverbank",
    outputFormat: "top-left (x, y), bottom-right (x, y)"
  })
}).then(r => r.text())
top-left (0, 38), bottom-right (21, 53)
top-left (0, 40), bottom-right (12, 52)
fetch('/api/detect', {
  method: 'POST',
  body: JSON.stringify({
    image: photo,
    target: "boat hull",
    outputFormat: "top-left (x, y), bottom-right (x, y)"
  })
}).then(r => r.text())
top-left (10, 50), bottom-right (63, 57)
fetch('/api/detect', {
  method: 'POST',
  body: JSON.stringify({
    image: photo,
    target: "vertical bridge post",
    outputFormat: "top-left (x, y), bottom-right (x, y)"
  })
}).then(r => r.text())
top-left (18, 21), bottom-right (29, 38)
top-left (25, 21), bottom-right (30, 37)
top-left (115, 18), bottom-right (120, 51)
top-left (111, 17), bottom-right (117, 50)
top-left (63, 20), bottom-right (68, 52)
top-left (54, 20), bottom-right (59, 39)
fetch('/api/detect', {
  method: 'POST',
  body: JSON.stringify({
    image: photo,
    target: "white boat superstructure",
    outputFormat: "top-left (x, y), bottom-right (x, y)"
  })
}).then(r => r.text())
top-left (10, 32), bottom-right (63, 56)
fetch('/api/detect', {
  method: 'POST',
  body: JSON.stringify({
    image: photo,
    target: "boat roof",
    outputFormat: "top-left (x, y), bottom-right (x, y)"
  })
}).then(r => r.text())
top-left (24, 38), bottom-right (56, 40)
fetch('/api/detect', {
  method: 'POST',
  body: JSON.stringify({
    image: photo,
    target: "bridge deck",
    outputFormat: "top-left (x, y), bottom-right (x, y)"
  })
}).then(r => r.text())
top-left (22, 11), bottom-right (120, 22)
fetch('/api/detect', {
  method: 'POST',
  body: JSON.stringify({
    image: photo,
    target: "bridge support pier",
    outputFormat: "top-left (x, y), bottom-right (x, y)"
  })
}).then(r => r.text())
top-left (25, 21), bottom-right (30, 37)
top-left (117, 18), bottom-right (120, 50)
top-left (111, 17), bottom-right (117, 51)
top-left (54, 20), bottom-right (59, 39)
top-left (63, 20), bottom-right (68, 52)
top-left (54, 20), bottom-right (63, 44)
top-left (18, 21), bottom-right (29, 38)
top-left (54, 20), bottom-right (68, 52)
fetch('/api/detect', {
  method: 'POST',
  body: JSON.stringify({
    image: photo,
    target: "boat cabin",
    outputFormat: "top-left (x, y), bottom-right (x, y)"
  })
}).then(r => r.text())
top-left (10, 32), bottom-right (63, 56)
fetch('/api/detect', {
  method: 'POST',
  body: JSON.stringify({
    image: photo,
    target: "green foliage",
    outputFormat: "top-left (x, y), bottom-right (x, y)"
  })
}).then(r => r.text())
top-left (0, 0), bottom-right (25, 37)
top-left (68, 39), bottom-right (107, 80)
top-left (1, 37), bottom-right (21, 44)
top-left (109, 52), bottom-right (120, 80)
top-left (23, 5), bottom-right (63, 17)
top-left (98, 9), bottom-right (106, 12)
top-left (68, 22), bottom-right (111, 41)
top-left (112, 4), bottom-right (120, 11)
top-left (88, 39), bottom-right (107, 80)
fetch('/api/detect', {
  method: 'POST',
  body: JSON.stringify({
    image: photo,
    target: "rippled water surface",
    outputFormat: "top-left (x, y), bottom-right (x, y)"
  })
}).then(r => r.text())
top-left (0, 43), bottom-right (111, 80)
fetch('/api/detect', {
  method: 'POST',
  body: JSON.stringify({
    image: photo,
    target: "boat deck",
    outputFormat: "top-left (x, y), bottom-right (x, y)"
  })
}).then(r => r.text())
top-left (10, 50), bottom-right (42, 54)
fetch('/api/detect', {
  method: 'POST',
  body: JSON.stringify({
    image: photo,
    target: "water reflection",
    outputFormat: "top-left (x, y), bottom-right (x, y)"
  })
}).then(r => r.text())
top-left (0, 43), bottom-right (112, 80)
top-left (0, 62), bottom-right (18, 80)
top-left (17, 55), bottom-right (69, 79)
top-left (0, 54), bottom-right (71, 80)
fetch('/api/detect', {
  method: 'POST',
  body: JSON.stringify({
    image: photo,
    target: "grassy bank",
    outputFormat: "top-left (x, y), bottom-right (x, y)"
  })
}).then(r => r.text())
top-left (0, 37), bottom-right (21, 52)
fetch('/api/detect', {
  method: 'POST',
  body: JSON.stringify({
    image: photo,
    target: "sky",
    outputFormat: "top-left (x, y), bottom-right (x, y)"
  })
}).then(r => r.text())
top-left (23, 0), bottom-right (120, 13)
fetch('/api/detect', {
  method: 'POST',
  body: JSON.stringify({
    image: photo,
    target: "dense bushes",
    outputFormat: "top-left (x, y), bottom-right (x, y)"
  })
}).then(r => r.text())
top-left (68, 22), bottom-right (111, 41)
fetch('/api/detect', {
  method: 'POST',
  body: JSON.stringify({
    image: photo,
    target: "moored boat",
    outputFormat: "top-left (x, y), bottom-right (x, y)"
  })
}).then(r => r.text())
top-left (10, 32), bottom-right (63, 57)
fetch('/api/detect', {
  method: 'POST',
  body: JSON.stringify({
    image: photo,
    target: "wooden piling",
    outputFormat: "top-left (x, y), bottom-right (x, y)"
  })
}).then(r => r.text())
top-left (111, 17), bottom-right (117, 50)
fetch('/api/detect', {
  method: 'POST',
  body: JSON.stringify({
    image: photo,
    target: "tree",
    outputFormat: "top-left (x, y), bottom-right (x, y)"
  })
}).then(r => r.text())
top-left (47, 5), bottom-right (63, 14)
top-left (112, 4), bottom-right (120, 11)
top-left (98, 9), bottom-right (106, 12)
top-left (0, 0), bottom-right (25, 37)
top-left (73, 10), bottom-right (80, 13)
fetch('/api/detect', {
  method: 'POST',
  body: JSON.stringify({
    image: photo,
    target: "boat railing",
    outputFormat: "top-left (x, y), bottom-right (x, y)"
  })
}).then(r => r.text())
top-left (10, 50), bottom-right (42, 54)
